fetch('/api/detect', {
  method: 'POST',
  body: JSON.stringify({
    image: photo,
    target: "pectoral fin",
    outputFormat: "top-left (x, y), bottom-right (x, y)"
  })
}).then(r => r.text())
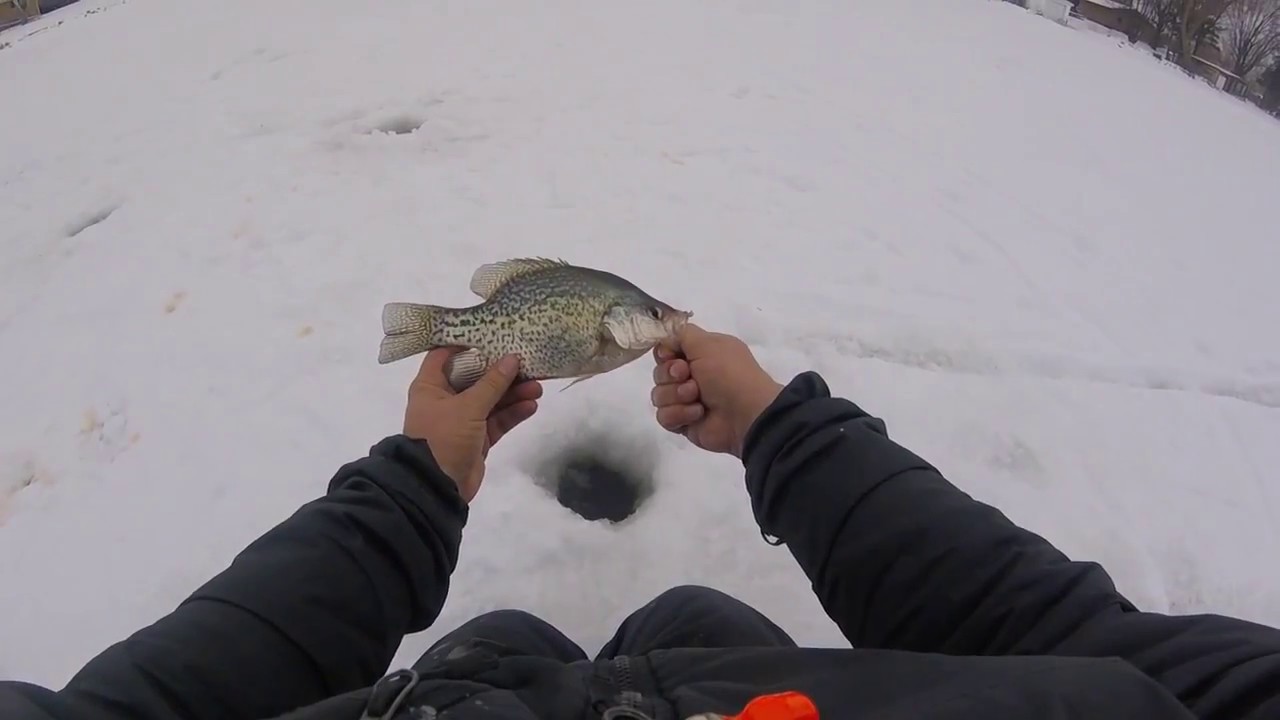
top-left (559, 335), bottom-right (648, 391)
top-left (560, 374), bottom-right (599, 392)
top-left (445, 349), bottom-right (488, 392)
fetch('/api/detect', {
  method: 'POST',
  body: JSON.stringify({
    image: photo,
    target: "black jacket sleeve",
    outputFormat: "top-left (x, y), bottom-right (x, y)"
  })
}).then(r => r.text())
top-left (0, 435), bottom-right (467, 720)
top-left (742, 372), bottom-right (1280, 720)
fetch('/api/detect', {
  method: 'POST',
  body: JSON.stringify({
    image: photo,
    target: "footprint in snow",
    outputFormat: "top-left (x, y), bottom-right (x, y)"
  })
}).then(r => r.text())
top-left (0, 451), bottom-right (52, 526)
top-left (79, 403), bottom-right (137, 464)
top-left (328, 98), bottom-right (490, 153)
top-left (986, 436), bottom-right (1047, 488)
top-left (344, 101), bottom-right (442, 138)
top-left (368, 113), bottom-right (427, 136)
top-left (164, 291), bottom-right (187, 314)
top-left (65, 204), bottom-right (120, 239)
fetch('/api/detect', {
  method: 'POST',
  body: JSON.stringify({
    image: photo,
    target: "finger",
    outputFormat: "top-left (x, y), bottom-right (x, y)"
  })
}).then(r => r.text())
top-left (651, 360), bottom-right (668, 384)
top-left (487, 400), bottom-right (538, 446)
top-left (494, 380), bottom-right (543, 411)
top-left (652, 358), bottom-right (689, 385)
top-left (412, 347), bottom-right (463, 392)
top-left (668, 359), bottom-right (690, 383)
top-left (654, 343), bottom-right (679, 362)
top-left (462, 354), bottom-right (521, 413)
top-left (656, 403), bottom-right (704, 432)
top-left (650, 379), bottom-right (699, 408)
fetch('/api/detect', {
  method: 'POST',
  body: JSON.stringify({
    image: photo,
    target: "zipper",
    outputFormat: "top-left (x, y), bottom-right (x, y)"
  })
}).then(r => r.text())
top-left (614, 656), bottom-right (637, 698)
top-left (602, 656), bottom-right (651, 719)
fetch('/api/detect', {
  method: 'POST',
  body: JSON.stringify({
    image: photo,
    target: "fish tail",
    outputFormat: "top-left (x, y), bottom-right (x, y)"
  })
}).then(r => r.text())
top-left (379, 302), bottom-right (448, 364)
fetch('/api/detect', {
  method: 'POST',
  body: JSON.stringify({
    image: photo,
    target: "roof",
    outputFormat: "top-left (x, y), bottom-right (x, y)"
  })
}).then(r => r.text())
top-left (1191, 55), bottom-right (1245, 80)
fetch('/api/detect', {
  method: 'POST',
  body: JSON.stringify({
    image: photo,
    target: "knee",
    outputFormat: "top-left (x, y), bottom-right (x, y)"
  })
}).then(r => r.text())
top-left (478, 609), bottom-right (545, 624)
top-left (437, 608), bottom-right (556, 642)
top-left (648, 585), bottom-right (744, 611)
top-left (418, 608), bottom-right (564, 663)
top-left (464, 608), bottom-right (559, 634)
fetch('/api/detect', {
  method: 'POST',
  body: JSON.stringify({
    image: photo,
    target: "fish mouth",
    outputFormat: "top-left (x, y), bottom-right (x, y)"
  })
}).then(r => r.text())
top-left (666, 308), bottom-right (692, 328)
top-left (662, 309), bottom-right (692, 339)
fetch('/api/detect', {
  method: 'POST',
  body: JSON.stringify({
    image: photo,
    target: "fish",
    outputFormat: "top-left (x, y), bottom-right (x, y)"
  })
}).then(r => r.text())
top-left (378, 257), bottom-right (692, 391)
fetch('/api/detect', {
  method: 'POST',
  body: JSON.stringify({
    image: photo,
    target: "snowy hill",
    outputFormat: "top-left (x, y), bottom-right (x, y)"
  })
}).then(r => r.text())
top-left (2, 0), bottom-right (1278, 686)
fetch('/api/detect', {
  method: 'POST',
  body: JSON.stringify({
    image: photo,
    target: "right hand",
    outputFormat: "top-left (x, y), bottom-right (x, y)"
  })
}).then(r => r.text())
top-left (650, 324), bottom-right (783, 458)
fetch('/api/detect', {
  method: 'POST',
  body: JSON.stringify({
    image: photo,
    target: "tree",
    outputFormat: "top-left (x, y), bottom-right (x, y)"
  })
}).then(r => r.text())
top-left (1222, 0), bottom-right (1280, 78)
top-left (1191, 13), bottom-right (1223, 52)
top-left (1135, 0), bottom-right (1233, 60)
top-left (1174, 0), bottom-right (1240, 63)
top-left (1136, 0), bottom-right (1182, 48)
top-left (1262, 58), bottom-right (1280, 109)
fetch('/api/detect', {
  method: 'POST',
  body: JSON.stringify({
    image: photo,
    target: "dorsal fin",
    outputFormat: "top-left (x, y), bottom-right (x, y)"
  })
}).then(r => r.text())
top-left (468, 257), bottom-right (570, 299)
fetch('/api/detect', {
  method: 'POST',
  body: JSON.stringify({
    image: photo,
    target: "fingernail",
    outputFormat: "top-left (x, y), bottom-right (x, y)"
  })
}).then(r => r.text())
top-left (499, 355), bottom-right (520, 374)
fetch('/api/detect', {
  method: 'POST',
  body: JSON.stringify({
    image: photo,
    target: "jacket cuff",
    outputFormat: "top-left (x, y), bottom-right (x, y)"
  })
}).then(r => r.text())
top-left (741, 371), bottom-right (881, 457)
top-left (740, 372), bottom-right (928, 540)
top-left (328, 434), bottom-right (469, 534)
top-left (323, 434), bottom-right (470, 631)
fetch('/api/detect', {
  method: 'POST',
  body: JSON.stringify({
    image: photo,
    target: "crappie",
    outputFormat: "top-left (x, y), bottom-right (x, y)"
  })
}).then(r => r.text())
top-left (379, 258), bottom-right (691, 390)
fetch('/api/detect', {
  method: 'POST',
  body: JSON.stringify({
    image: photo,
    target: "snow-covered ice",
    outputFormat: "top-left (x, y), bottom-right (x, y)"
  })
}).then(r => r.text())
top-left (2, 0), bottom-right (1279, 686)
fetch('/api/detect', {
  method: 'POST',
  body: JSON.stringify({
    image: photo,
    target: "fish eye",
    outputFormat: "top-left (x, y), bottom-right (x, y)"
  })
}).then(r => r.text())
top-left (647, 306), bottom-right (662, 320)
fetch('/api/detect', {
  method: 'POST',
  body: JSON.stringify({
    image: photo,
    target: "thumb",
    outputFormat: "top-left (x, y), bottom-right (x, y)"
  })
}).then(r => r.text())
top-left (462, 354), bottom-right (521, 413)
top-left (676, 322), bottom-right (710, 356)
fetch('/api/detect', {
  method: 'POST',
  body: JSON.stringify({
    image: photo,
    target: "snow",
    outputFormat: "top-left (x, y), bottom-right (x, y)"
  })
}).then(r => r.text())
top-left (3, 0), bottom-right (1280, 687)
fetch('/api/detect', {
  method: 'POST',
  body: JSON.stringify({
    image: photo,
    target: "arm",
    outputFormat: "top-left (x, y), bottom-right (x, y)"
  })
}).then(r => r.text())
top-left (2, 435), bottom-right (466, 720)
top-left (742, 371), bottom-right (1280, 720)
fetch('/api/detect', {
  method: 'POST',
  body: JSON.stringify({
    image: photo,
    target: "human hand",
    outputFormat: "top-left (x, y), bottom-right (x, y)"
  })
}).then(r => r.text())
top-left (650, 324), bottom-right (783, 458)
top-left (403, 349), bottom-right (542, 502)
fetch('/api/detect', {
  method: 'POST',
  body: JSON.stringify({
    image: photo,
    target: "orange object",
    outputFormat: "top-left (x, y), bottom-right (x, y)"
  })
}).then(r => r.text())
top-left (729, 691), bottom-right (819, 720)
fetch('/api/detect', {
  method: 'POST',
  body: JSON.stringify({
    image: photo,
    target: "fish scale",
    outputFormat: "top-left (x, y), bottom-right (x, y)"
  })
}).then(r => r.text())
top-left (378, 258), bottom-right (691, 391)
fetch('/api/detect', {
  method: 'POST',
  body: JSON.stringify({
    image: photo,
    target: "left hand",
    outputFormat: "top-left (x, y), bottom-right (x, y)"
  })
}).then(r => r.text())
top-left (403, 349), bottom-right (543, 502)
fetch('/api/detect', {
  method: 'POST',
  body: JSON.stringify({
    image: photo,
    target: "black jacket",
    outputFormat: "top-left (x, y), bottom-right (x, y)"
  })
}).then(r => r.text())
top-left (2, 372), bottom-right (1277, 719)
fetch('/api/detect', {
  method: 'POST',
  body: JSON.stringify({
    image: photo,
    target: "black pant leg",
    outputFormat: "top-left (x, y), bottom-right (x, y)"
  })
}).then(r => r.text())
top-left (597, 585), bottom-right (796, 659)
top-left (416, 610), bottom-right (587, 668)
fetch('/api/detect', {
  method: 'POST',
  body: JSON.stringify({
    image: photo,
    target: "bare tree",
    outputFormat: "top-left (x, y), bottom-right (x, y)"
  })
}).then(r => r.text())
top-left (1136, 0), bottom-right (1182, 47)
top-left (1222, 0), bottom-right (1280, 77)
top-left (1175, 0), bottom-right (1241, 61)
top-left (1263, 58), bottom-right (1280, 109)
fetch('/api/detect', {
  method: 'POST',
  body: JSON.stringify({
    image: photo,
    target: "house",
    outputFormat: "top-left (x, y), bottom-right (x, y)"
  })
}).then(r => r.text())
top-left (1072, 0), bottom-right (1159, 46)
top-left (1186, 44), bottom-right (1252, 97)
top-left (0, 0), bottom-right (39, 31)
top-left (1027, 0), bottom-right (1074, 25)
